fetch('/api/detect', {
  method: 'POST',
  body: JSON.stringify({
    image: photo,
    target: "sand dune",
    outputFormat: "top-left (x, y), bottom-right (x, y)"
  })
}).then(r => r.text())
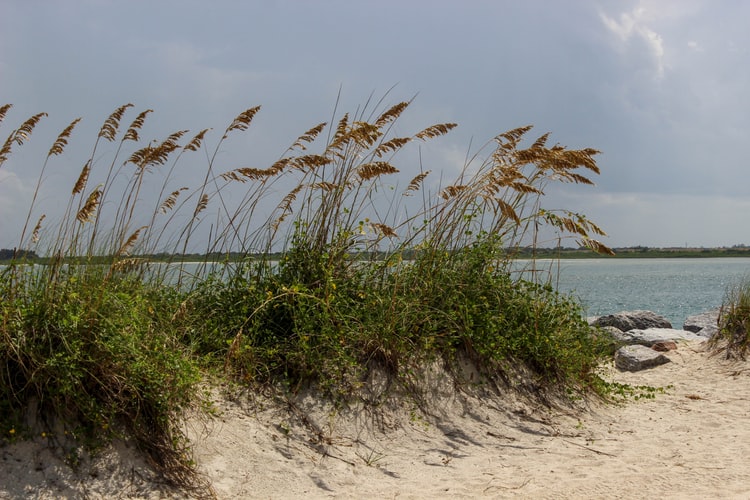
top-left (2, 340), bottom-right (749, 499)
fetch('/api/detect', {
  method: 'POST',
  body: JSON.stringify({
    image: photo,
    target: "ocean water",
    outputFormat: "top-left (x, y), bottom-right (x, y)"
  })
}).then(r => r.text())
top-left (536, 258), bottom-right (750, 328)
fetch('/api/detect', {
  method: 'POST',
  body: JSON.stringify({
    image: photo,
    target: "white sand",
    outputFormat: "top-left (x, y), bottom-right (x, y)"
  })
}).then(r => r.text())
top-left (3, 341), bottom-right (750, 499)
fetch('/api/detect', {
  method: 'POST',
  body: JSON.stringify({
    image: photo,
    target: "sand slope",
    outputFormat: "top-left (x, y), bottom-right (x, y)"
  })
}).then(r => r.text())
top-left (2, 341), bottom-right (749, 499)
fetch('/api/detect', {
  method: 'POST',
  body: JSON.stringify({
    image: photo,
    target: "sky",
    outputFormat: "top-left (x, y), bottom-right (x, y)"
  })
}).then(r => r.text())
top-left (1, 0), bottom-right (749, 250)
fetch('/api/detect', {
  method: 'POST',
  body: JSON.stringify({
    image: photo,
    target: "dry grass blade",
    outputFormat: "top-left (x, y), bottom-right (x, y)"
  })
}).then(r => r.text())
top-left (193, 193), bottom-right (209, 217)
top-left (98, 104), bottom-right (133, 141)
top-left (509, 182), bottom-right (543, 194)
top-left (159, 187), bottom-right (188, 214)
top-left (0, 135), bottom-right (14, 166)
top-left (218, 170), bottom-right (242, 182)
top-left (31, 214), bottom-right (45, 243)
top-left (440, 185), bottom-right (467, 200)
top-left (558, 216), bottom-right (585, 235)
top-left (531, 132), bottom-right (550, 149)
top-left (579, 150), bottom-right (601, 174)
top-left (375, 101), bottom-right (410, 127)
top-left (586, 219), bottom-right (607, 236)
top-left (72, 161), bottom-right (91, 195)
top-left (183, 128), bottom-right (210, 152)
top-left (357, 161), bottom-right (399, 180)
top-left (223, 106), bottom-right (261, 138)
top-left (123, 109), bottom-right (153, 142)
top-left (314, 182), bottom-right (339, 191)
top-left (371, 222), bottom-right (398, 238)
top-left (291, 154), bottom-right (332, 171)
top-left (0, 104), bottom-right (11, 125)
top-left (221, 165), bottom-right (286, 182)
top-left (350, 121), bottom-right (382, 148)
top-left (77, 187), bottom-right (102, 223)
top-left (327, 113), bottom-right (350, 151)
top-left (236, 168), bottom-right (265, 181)
top-left (496, 198), bottom-right (520, 224)
top-left (498, 125), bottom-right (534, 144)
top-left (415, 123), bottom-right (457, 141)
top-left (580, 238), bottom-right (615, 256)
top-left (221, 167), bottom-right (262, 182)
top-left (290, 122), bottom-right (327, 151)
top-left (272, 184), bottom-right (304, 230)
top-left (373, 137), bottom-right (411, 158)
top-left (117, 226), bottom-right (148, 256)
top-left (1, 110), bottom-right (47, 165)
top-left (128, 131), bottom-right (187, 169)
top-left (404, 170), bottom-right (430, 195)
top-left (558, 171), bottom-right (595, 185)
top-left (12, 112), bottom-right (48, 146)
top-left (48, 117), bottom-right (82, 157)
top-left (268, 157), bottom-right (292, 175)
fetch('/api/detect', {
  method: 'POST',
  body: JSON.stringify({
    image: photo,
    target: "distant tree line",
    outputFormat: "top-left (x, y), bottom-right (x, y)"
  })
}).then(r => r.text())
top-left (0, 248), bottom-right (40, 261)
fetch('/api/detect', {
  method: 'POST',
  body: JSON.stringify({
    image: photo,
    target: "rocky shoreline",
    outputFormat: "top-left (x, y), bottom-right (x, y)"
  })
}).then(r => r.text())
top-left (589, 308), bottom-right (721, 371)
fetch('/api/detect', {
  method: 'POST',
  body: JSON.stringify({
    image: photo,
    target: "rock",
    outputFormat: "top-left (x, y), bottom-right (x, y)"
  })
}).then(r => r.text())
top-left (651, 341), bottom-right (677, 352)
top-left (592, 310), bottom-right (672, 332)
top-left (683, 308), bottom-right (720, 338)
top-left (590, 325), bottom-right (626, 355)
top-left (618, 328), bottom-right (705, 346)
top-left (615, 344), bottom-right (671, 371)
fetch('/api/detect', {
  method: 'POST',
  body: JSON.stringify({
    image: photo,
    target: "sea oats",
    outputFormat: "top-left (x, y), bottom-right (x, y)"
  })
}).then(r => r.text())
top-left (98, 104), bottom-right (133, 141)
top-left (403, 171), bottom-right (430, 195)
top-left (414, 123), bottom-right (457, 141)
top-left (183, 128), bottom-right (210, 152)
top-left (72, 161), bottom-right (91, 195)
top-left (48, 118), bottom-right (82, 157)
top-left (77, 187), bottom-right (102, 223)
top-left (123, 109), bottom-right (153, 142)
top-left (223, 106), bottom-right (261, 138)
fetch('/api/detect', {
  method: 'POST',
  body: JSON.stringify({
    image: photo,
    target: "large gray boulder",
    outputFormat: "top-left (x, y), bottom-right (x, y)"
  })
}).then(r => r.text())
top-left (592, 310), bottom-right (672, 332)
top-left (617, 328), bottom-right (705, 347)
top-left (615, 345), bottom-right (671, 371)
top-left (683, 308), bottom-right (720, 338)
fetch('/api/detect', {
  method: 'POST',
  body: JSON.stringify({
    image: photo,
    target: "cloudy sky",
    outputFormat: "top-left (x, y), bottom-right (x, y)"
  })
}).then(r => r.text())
top-left (1, 0), bottom-right (749, 250)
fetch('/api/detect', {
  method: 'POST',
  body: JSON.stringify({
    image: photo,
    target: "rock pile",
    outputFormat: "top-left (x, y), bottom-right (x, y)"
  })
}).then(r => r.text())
top-left (590, 309), bottom-right (719, 372)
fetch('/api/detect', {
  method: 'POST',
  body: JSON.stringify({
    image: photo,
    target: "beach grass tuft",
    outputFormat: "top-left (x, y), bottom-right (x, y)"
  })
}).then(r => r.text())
top-left (1, 97), bottom-right (614, 492)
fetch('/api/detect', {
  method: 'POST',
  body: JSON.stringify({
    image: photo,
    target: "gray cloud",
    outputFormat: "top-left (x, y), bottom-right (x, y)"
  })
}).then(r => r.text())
top-left (1, 0), bottom-right (749, 248)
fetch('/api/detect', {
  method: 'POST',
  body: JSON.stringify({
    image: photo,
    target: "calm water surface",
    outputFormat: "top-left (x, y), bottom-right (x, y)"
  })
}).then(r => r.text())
top-left (539, 258), bottom-right (750, 327)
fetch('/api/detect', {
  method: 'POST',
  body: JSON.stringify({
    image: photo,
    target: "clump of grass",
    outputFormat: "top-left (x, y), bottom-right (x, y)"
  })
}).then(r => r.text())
top-left (710, 277), bottom-right (750, 359)
top-left (1, 96), bottom-right (614, 493)
top-left (0, 104), bottom-right (212, 492)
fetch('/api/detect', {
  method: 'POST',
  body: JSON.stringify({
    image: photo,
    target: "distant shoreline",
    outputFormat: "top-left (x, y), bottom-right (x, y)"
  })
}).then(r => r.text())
top-left (2, 247), bottom-right (750, 265)
top-left (534, 247), bottom-right (750, 259)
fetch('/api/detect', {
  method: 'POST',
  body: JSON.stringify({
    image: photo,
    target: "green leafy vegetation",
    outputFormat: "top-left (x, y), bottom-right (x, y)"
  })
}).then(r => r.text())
top-left (0, 98), bottom-right (615, 491)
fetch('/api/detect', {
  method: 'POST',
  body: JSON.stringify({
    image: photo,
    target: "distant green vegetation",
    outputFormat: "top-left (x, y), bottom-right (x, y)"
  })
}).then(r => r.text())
top-left (0, 100), bottom-right (615, 492)
top-left (515, 245), bottom-right (750, 259)
top-left (6, 245), bottom-right (750, 265)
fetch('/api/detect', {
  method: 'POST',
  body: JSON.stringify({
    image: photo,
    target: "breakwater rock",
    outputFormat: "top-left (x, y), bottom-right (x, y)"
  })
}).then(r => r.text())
top-left (589, 310), bottom-right (715, 372)
top-left (591, 310), bottom-right (672, 331)
top-left (683, 308), bottom-right (720, 338)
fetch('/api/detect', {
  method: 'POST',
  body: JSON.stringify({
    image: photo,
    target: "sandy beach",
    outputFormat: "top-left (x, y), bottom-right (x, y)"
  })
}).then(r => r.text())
top-left (2, 340), bottom-right (749, 499)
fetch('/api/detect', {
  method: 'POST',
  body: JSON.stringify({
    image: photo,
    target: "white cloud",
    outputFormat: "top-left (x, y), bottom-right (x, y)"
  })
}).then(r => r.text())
top-left (600, 5), bottom-right (667, 79)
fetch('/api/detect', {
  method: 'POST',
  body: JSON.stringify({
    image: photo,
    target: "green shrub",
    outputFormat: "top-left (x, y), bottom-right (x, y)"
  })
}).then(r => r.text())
top-left (710, 277), bottom-right (750, 359)
top-left (0, 264), bottom-right (202, 485)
